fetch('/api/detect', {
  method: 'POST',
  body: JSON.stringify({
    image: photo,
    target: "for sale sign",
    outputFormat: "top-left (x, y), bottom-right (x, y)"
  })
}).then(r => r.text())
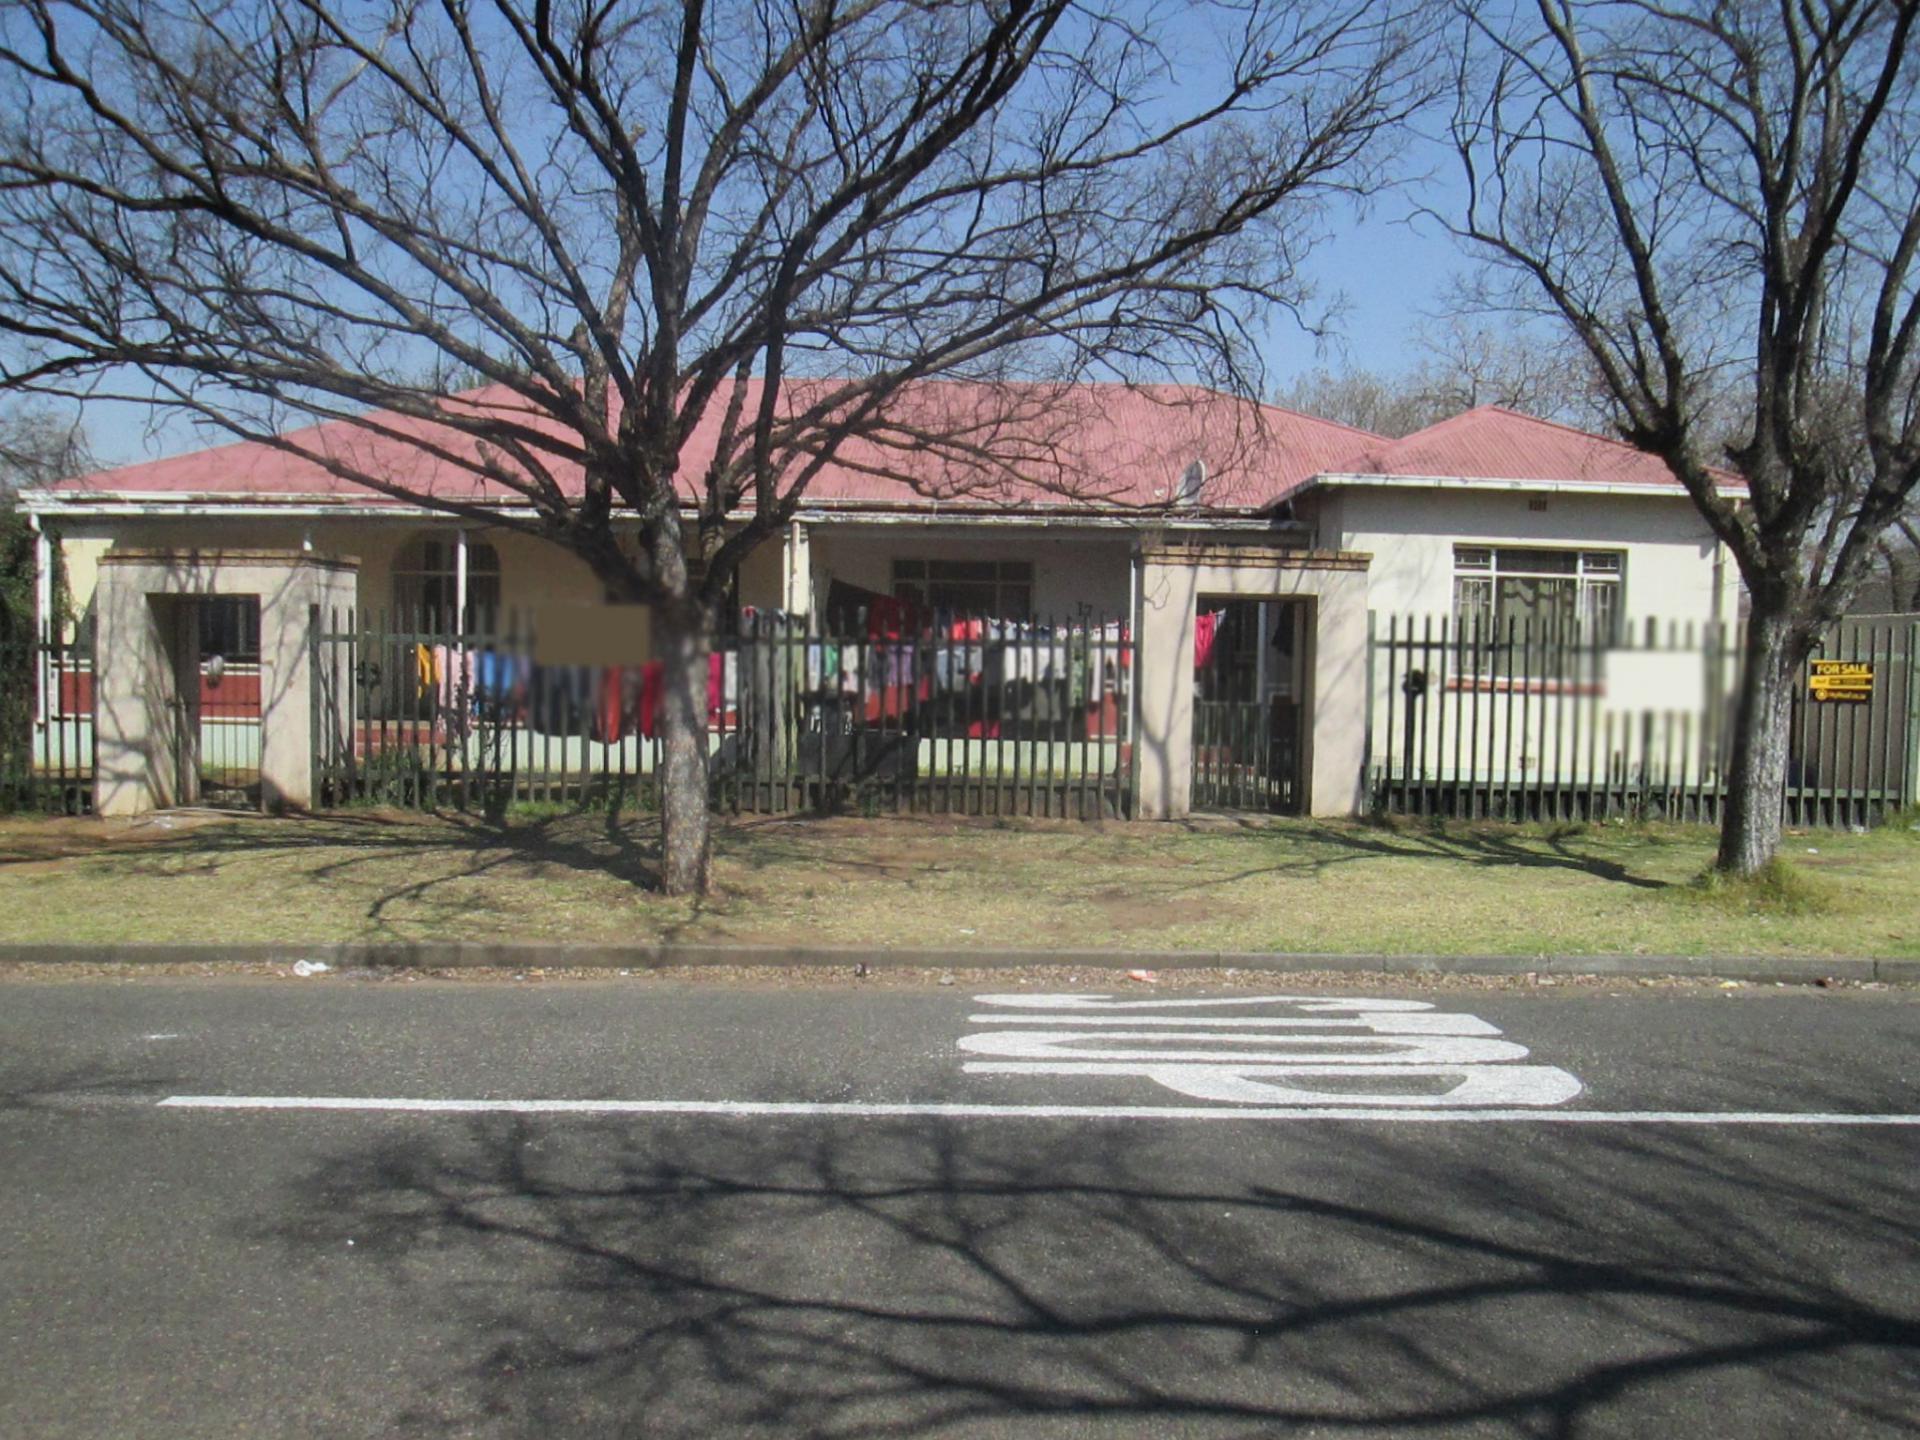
top-left (1809, 660), bottom-right (1873, 703)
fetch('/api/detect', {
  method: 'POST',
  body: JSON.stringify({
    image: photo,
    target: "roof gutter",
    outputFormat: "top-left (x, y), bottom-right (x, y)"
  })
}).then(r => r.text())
top-left (1294, 472), bottom-right (1749, 500)
top-left (17, 488), bottom-right (1304, 530)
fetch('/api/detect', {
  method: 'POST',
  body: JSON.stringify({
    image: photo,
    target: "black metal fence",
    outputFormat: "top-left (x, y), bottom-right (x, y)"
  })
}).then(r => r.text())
top-left (0, 620), bottom-right (94, 813)
top-left (310, 607), bottom-right (1134, 818)
top-left (1367, 613), bottom-right (1920, 827)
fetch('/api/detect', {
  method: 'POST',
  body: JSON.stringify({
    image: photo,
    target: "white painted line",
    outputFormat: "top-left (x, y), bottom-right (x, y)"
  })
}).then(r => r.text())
top-left (155, 1096), bottom-right (1920, 1125)
top-left (966, 1014), bottom-right (1505, 1034)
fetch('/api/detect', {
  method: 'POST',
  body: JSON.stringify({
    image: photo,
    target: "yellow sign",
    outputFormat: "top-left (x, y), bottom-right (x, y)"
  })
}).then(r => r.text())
top-left (1809, 660), bottom-right (1873, 703)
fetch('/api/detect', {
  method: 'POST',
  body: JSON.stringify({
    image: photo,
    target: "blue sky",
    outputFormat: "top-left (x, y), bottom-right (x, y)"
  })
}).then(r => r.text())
top-left (78, 189), bottom-right (1473, 471)
top-left (58, 0), bottom-right (1482, 473)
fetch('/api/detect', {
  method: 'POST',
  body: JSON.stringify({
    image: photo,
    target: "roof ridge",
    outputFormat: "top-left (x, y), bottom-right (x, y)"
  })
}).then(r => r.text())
top-left (1256, 400), bottom-right (1385, 442)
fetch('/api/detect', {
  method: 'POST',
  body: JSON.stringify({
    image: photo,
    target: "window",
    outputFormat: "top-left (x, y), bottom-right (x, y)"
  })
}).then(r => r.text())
top-left (198, 597), bottom-right (259, 663)
top-left (392, 534), bottom-right (502, 625)
top-left (1453, 546), bottom-right (1622, 675)
top-left (891, 558), bottom-right (1033, 618)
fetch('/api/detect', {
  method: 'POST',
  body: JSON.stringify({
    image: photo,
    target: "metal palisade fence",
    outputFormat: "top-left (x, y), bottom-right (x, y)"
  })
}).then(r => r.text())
top-left (0, 619), bottom-right (94, 813)
top-left (1367, 612), bottom-right (1920, 827)
top-left (309, 606), bottom-right (1134, 819)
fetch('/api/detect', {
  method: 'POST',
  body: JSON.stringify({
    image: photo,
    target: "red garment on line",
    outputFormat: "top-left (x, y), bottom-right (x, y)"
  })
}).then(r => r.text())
top-left (1193, 611), bottom-right (1221, 670)
top-left (867, 593), bottom-right (920, 640)
top-left (637, 661), bottom-right (664, 739)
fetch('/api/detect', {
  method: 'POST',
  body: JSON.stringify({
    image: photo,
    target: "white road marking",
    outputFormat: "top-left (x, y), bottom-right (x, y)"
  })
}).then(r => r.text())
top-left (959, 1062), bottom-right (1585, 1106)
top-left (967, 1013), bottom-right (1505, 1034)
top-left (973, 994), bottom-right (1441, 1013)
top-left (957, 1031), bottom-right (1533, 1065)
top-left (154, 1095), bottom-right (1920, 1125)
top-left (963, 994), bottom-right (1584, 1107)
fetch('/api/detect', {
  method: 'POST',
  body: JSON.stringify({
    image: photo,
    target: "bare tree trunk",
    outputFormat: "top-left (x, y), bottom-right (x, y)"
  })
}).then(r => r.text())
top-left (1715, 601), bottom-right (1802, 876)
top-left (654, 598), bottom-right (712, 896)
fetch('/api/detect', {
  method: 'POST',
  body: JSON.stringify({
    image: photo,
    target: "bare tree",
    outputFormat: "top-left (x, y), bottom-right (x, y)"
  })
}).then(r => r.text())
top-left (0, 0), bottom-right (1425, 892)
top-left (0, 401), bottom-right (87, 498)
top-left (1274, 315), bottom-right (1613, 436)
top-left (0, 402), bottom-right (87, 639)
top-left (1448, 0), bottom-right (1920, 875)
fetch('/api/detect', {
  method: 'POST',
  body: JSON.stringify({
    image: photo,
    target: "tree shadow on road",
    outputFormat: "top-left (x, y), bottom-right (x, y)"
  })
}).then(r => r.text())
top-left (258, 1109), bottom-right (1920, 1437)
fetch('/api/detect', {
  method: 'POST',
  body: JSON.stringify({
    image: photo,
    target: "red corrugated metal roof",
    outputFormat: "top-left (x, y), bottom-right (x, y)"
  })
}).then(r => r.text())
top-left (46, 380), bottom-right (1380, 513)
top-left (1320, 405), bottom-right (1745, 491)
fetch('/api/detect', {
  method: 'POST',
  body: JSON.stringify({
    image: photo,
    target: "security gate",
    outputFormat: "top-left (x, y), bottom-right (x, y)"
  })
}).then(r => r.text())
top-left (1190, 598), bottom-right (1305, 813)
top-left (189, 596), bottom-right (263, 808)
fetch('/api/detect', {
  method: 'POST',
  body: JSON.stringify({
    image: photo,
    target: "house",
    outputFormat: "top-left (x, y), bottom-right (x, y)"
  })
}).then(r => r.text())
top-left (15, 383), bottom-right (1750, 822)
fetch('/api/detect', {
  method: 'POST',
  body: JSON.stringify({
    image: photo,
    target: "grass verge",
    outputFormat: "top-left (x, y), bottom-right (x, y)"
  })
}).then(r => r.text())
top-left (0, 808), bottom-right (1915, 958)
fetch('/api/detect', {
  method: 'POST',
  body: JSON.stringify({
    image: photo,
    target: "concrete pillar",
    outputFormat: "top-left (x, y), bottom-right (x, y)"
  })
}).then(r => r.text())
top-left (92, 551), bottom-right (359, 816)
top-left (1136, 557), bottom-right (1199, 820)
top-left (1134, 543), bottom-right (1371, 821)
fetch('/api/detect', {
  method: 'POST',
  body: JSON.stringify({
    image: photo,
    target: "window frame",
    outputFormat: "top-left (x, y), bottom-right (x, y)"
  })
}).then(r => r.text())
top-left (391, 533), bottom-right (503, 628)
top-left (891, 557), bottom-right (1035, 619)
top-left (1451, 545), bottom-right (1624, 680)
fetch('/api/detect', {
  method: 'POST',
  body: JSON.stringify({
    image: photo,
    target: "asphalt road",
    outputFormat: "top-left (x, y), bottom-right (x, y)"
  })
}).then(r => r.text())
top-left (2, 976), bottom-right (1917, 1439)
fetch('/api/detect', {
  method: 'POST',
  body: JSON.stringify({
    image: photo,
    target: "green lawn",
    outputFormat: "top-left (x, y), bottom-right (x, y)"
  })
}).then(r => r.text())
top-left (1, 808), bottom-right (1916, 957)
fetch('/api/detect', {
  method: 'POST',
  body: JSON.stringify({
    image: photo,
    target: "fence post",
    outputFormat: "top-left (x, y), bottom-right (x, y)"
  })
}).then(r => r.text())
top-left (1905, 620), bottom-right (1920, 813)
top-left (308, 604), bottom-right (322, 807)
top-left (1362, 610), bottom-right (1376, 814)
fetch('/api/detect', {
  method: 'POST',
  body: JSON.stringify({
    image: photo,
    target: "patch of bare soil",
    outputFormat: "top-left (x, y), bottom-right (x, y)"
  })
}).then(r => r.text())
top-left (1080, 886), bottom-right (1222, 933)
top-left (0, 811), bottom-right (234, 863)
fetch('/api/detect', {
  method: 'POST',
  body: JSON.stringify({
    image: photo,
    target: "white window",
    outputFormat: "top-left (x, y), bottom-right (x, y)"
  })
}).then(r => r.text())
top-left (891, 558), bottom-right (1033, 618)
top-left (1453, 546), bottom-right (1622, 675)
top-left (1453, 546), bottom-right (1622, 641)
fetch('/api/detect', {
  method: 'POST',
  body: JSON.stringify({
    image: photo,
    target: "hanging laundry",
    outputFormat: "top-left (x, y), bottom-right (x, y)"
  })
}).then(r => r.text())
top-left (413, 643), bottom-right (441, 702)
top-left (529, 664), bottom-right (594, 736)
top-left (595, 665), bottom-right (650, 743)
top-left (706, 650), bottom-right (740, 730)
top-left (866, 592), bottom-right (920, 640)
top-left (1193, 610), bottom-right (1223, 670)
top-left (933, 643), bottom-right (983, 692)
top-left (471, 649), bottom-right (527, 722)
top-left (638, 660), bottom-right (664, 738)
top-left (431, 644), bottom-right (469, 714)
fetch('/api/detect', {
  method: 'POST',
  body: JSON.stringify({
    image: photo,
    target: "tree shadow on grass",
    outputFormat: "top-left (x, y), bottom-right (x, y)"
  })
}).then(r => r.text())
top-left (255, 1102), bottom-right (1920, 1438)
top-left (0, 812), bottom-right (1699, 951)
top-left (1137, 818), bottom-right (1678, 897)
top-left (0, 809), bottom-right (681, 941)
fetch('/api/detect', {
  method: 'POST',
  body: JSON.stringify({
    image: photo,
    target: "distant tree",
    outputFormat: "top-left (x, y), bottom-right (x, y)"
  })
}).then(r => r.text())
top-left (0, 404), bottom-right (87, 638)
top-left (1274, 316), bottom-right (1612, 436)
top-left (1448, 0), bottom-right (1920, 876)
top-left (0, 0), bottom-right (1427, 893)
top-left (1864, 516), bottom-right (1920, 612)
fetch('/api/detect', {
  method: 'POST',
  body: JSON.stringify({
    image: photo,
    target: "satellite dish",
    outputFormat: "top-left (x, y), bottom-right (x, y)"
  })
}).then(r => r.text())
top-left (1178, 459), bottom-right (1207, 506)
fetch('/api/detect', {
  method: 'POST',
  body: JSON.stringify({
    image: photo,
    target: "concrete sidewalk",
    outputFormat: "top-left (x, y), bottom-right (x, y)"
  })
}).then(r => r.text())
top-left (1, 940), bottom-right (1914, 985)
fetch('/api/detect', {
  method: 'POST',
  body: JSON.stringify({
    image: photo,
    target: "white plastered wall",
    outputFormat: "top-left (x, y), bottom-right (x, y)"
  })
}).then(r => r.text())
top-left (1312, 486), bottom-right (1739, 627)
top-left (1136, 545), bottom-right (1372, 821)
top-left (1308, 485), bottom-right (1745, 791)
top-left (807, 524), bottom-right (1134, 619)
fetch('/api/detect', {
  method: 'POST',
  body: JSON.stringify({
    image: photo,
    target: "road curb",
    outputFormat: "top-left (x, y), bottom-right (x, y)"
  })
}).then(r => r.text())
top-left (0, 942), bottom-right (1912, 985)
